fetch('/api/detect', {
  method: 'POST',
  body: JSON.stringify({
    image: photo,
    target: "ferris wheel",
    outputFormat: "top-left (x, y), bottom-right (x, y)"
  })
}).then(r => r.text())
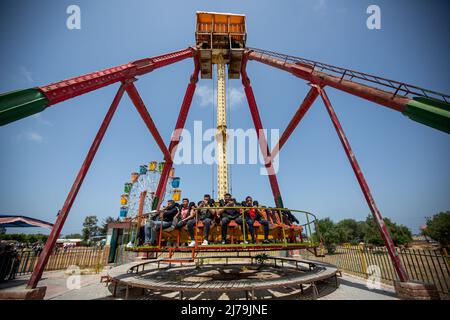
top-left (119, 161), bottom-right (181, 219)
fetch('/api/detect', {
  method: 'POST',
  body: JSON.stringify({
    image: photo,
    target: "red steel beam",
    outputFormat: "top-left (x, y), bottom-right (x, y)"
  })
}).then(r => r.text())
top-left (39, 47), bottom-right (195, 106)
top-left (136, 191), bottom-right (147, 233)
top-left (241, 58), bottom-right (284, 208)
top-left (246, 50), bottom-right (410, 112)
top-left (270, 86), bottom-right (319, 159)
top-left (27, 82), bottom-right (129, 289)
top-left (153, 59), bottom-right (200, 210)
top-left (318, 86), bottom-right (409, 282)
top-left (153, 160), bottom-right (173, 210)
top-left (126, 83), bottom-right (172, 162)
top-left (168, 59), bottom-right (200, 156)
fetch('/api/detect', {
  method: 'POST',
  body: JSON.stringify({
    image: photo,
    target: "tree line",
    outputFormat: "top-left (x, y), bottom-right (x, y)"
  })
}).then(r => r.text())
top-left (316, 215), bottom-right (412, 253)
top-left (316, 211), bottom-right (449, 253)
top-left (422, 211), bottom-right (450, 246)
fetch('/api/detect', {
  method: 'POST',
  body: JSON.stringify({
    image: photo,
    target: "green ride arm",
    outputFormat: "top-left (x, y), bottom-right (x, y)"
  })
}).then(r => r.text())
top-left (403, 97), bottom-right (450, 134)
top-left (0, 88), bottom-right (50, 126)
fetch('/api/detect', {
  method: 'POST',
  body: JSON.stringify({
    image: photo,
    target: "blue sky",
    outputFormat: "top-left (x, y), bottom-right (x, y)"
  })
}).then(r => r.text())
top-left (0, 0), bottom-right (449, 236)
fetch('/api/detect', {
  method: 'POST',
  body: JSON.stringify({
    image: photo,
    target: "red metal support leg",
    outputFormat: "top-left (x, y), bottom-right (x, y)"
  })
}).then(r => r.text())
top-left (153, 161), bottom-right (173, 210)
top-left (126, 83), bottom-right (172, 162)
top-left (241, 61), bottom-right (284, 208)
top-left (318, 86), bottom-right (409, 282)
top-left (153, 61), bottom-right (200, 210)
top-left (27, 82), bottom-right (129, 289)
top-left (168, 62), bottom-right (200, 157)
top-left (270, 86), bottom-right (319, 159)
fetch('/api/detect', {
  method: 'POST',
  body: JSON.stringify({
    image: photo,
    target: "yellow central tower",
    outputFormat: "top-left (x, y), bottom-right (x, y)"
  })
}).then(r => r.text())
top-left (216, 60), bottom-right (228, 199)
top-left (195, 11), bottom-right (247, 199)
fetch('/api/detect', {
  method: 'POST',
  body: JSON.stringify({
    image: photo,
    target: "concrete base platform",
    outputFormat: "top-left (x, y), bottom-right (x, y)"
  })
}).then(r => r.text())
top-left (0, 286), bottom-right (46, 300)
top-left (108, 256), bottom-right (340, 300)
top-left (0, 269), bottom-right (399, 300)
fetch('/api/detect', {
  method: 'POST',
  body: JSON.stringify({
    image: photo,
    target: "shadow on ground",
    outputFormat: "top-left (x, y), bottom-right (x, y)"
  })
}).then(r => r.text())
top-left (338, 278), bottom-right (397, 298)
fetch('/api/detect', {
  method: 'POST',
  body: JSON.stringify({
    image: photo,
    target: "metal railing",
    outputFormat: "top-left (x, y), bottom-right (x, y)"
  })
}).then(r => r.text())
top-left (299, 244), bottom-right (450, 297)
top-left (126, 206), bottom-right (322, 249)
top-left (248, 47), bottom-right (450, 104)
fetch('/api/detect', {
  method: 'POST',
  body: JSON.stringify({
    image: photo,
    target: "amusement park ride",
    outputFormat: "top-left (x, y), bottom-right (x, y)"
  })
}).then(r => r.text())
top-left (0, 12), bottom-right (449, 292)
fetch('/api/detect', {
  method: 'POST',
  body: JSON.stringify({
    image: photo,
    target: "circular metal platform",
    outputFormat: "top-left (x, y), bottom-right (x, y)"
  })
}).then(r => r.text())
top-left (107, 255), bottom-right (340, 300)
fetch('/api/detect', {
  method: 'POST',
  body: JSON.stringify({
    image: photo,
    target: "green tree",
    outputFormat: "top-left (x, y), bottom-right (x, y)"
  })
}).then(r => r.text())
top-left (423, 211), bottom-right (450, 246)
top-left (336, 219), bottom-right (365, 244)
top-left (0, 226), bottom-right (6, 235)
top-left (0, 233), bottom-right (23, 242)
top-left (316, 218), bottom-right (340, 253)
top-left (82, 215), bottom-right (99, 241)
top-left (29, 234), bottom-right (48, 243)
top-left (0, 233), bottom-right (48, 243)
top-left (363, 215), bottom-right (384, 246)
top-left (99, 216), bottom-right (116, 235)
top-left (363, 215), bottom-right (412, 246)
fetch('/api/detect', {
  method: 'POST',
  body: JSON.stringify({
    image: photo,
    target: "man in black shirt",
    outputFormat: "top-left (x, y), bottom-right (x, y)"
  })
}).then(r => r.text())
top-left (144, 200), bottom-right (179, 245)
top-left (218, 193), bottom-right (247, 244)
top-left (202, 194), bottom-right (215, 207)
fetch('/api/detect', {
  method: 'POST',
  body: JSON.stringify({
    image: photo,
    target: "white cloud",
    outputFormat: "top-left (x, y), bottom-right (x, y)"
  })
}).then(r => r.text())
top-left (195, 84), bottom-right (214, 107)
top-left (32, 113), bottom-right (53, 126)
top-left (195, 84), bottom-right (245, 110)
top-left (229, 86), bottom-right (245, 110)
top-left (27, 132), bottom-right (44, 143)
top-left (19, 66), bottom-right (33, 83)
top-left (17, 131), bottom-right (44, 143)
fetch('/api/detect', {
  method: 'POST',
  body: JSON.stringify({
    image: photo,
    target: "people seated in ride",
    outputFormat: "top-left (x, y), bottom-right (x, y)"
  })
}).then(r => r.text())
top-left (186, 199), bottom-right (213, 247)
top-left (202, 194), bottom-right (216, 207)
top-left (245, 198), bottom-right (270, 244)
top-left (279, 209), bottom-right (300, 243)
top-left (202, 194), bottom-right (219, 223)
top-left (282, 212), bottom-right (292, 226)
top-left (218, 194), bottom-right (229, 208)
top-left (218, 193), bottom-right (248, 244)
top-left (144, 199), bottom-right (179, 246)
top-left (261, 207), bottom-right (273, 223)
top-left (127, 225), bottom-right (145, 248)
top-left (174, 198), bottom-right (195, 230)
top-left (283, 209), bottom-right (300, 225)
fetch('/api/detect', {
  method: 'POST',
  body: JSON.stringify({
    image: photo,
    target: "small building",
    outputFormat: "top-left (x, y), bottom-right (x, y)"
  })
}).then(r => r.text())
top-left (105, 221), bottom-right (132, 263)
